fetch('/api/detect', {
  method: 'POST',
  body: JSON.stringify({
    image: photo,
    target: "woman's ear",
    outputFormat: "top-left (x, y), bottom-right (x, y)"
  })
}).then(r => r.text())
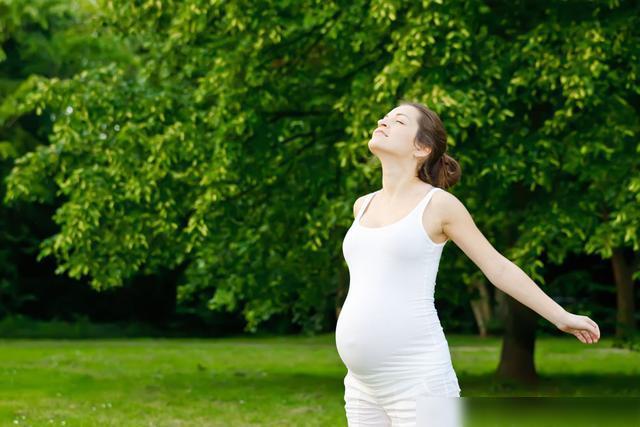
top-left (414, 147), bottom-right (431, 161)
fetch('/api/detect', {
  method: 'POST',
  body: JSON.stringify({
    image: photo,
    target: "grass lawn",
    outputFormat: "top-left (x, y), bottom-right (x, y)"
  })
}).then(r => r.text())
top-left (0, 334), bottom-right (638, 426)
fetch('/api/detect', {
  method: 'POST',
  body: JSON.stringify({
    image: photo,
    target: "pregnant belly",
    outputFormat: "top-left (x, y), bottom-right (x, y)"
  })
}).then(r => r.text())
top-left (335, 294), bottom-right (430, 375)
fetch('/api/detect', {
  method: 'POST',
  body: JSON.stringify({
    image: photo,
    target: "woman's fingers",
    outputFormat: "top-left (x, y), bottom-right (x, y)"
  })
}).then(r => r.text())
top-left (574, 332), bottom-right (583, 343)
top-left (586, 330), bottom-right (594, 344)
top-left (579, 329), bottom-right (592, 344)
top-left (592, 320), bottom-right (600, 339)
top-left (576, 330), bottom-right (586, 343)
top-left (586, 317), bottom-right (600, 340)
top-left (560, 313), bottom-right (601, 344)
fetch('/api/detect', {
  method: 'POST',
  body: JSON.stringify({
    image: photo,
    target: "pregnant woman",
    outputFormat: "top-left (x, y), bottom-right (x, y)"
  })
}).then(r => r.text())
top-left (334, 101), bottom-right (601, 426)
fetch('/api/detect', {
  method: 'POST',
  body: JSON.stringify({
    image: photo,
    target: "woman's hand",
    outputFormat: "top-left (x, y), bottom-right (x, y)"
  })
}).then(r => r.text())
top-left (554, 311), bottom-right (601, 344)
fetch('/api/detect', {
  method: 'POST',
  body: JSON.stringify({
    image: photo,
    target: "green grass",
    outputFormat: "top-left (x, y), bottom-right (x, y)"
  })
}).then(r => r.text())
top-left (0, 334), bottom-right (638, 426)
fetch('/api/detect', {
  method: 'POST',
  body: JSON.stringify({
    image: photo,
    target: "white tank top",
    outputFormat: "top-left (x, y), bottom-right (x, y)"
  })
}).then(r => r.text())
top-left (335, 186), bottom-right (453, 377)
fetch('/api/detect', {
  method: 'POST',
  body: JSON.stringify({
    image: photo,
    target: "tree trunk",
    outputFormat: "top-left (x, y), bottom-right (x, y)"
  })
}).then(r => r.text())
top-left (496, 291), bottom-right (539, 385)
top-left (470, 278), bottom-right (492, 337)
top-left (611, 247), bottom-right (636, 341)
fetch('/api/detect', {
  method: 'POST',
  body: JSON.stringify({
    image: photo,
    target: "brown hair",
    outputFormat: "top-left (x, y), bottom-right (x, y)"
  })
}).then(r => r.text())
top-left (399, 100), bottom-right (461, 189)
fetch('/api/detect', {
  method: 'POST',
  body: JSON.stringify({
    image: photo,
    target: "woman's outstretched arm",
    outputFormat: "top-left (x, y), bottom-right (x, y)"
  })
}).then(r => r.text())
top-left (434, 190), bottom-right (601, 344)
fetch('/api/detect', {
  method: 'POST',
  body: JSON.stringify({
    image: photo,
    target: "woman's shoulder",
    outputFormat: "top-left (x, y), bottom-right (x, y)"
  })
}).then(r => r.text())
top-left (430, 187), bottom-right (469, 221)
top-left (351, 190), bottom-right (378, 219)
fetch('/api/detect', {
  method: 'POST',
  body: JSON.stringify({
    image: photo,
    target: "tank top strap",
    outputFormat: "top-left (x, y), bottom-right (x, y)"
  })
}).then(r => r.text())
top-left (355, 191), bottom-right (379, 221)
top-left (412, 186), bottom-right (442, 220)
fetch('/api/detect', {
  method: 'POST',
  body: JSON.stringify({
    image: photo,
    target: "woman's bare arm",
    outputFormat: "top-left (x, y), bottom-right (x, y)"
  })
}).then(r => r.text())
top-left (437, 191), bottom-right (600, 344)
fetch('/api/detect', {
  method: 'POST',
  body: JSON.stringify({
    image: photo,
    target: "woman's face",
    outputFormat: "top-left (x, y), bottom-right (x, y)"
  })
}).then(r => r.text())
top-left (369, 105), bottom-right (428, 159)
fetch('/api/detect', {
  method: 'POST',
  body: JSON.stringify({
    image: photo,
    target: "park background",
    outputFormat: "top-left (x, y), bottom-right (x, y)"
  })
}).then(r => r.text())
top-left (1, 0), bottom-right (639, 425)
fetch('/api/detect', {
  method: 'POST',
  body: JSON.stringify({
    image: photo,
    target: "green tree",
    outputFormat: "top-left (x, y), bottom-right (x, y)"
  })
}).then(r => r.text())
top-left (3, 2), bottom-right (638, 386)
top-left (0, 0), bottom-right (132, 316)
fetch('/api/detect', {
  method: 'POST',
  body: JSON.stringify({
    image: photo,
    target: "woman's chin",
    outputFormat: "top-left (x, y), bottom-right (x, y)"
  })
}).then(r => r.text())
top-left (368, 143), bottom-right (395, 157)
top-left (369, 135), bottom-right (388, 145)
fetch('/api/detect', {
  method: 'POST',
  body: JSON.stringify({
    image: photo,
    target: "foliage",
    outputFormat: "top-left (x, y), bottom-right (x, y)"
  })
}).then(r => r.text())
top-left (2, 0), bottom-right (639, 333)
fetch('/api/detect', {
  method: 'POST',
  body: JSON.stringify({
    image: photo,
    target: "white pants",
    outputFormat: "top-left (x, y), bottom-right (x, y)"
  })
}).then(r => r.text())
top-left (343, 371), bottom-right (464, 426)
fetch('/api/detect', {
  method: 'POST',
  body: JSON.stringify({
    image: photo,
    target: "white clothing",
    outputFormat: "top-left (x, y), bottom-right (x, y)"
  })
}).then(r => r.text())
top-left (335, 186), bottom-right (462, 426)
